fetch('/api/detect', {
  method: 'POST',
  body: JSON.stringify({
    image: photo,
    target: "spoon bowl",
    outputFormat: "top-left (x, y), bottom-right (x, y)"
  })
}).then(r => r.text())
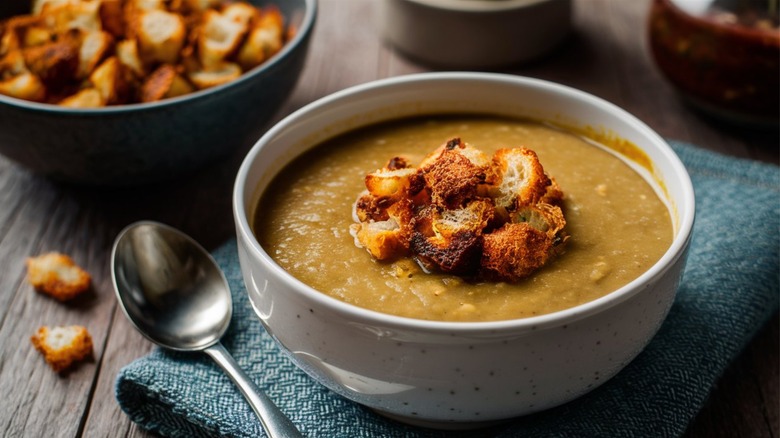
top-left (111, 220), bottom-right (301, 438)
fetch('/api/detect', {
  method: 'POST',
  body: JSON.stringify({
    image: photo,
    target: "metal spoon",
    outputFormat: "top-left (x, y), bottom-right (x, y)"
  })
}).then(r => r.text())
top-left (111, 220), bottom-right (302, 438)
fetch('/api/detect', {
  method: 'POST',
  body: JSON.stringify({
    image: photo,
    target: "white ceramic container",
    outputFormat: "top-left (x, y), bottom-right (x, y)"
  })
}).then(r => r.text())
top-left (233, 72), bottom-right (695, 428)
top-left (380, 0), bottom-right (572, 68)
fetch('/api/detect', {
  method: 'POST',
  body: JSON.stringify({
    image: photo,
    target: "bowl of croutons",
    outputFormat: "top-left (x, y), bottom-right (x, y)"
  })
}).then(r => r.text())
top-left (0, 0), bottom-right (316, 185)
top-left (233, 72), bottom-right (695, 427)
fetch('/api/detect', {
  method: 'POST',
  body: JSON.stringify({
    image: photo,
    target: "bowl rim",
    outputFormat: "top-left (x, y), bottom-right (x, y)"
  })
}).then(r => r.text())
top-left (401, 0), bottom-right (563, 13)
top-left (0, 0), bottom-right (317, 114)
top-left (234, 71), bottom-right (696, 334)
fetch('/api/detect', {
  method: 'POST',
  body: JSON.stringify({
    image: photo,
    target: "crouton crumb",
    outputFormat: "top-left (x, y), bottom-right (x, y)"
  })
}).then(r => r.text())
top-left (26, 252), bottom-right (91, 301)
top-left (31, 325), bottom-right (93, 372)
top-left (352, 138), bottom-right (569, 282)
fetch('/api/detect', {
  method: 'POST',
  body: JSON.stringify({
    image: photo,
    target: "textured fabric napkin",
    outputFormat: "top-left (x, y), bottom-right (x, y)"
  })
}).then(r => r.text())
top-left (116, 141), bottom-right (779, 437)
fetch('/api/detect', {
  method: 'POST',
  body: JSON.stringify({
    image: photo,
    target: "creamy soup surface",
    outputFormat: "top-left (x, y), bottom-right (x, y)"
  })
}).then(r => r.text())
top-left (254, 116), bottom-right (673, 322)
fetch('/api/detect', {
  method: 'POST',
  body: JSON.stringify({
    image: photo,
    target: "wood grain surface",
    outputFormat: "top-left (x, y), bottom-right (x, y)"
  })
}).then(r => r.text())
top-left (0, 0), bottom-right (776, 437)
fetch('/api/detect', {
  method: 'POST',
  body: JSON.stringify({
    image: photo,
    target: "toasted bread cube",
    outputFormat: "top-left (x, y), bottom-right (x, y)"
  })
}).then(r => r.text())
top-left (222, 2), bottom-right (260, 26)
top-left (0, 49), bottom-right (29, 79)
top-left (89, 56), bottom-right (128, 104)
top-left (40, 0), bottom-right (102, 33)
top-left (364, 167), bottom-right (421, 202)
top-left (136, 9), bottom-right (186, 64)
top-left (58, 87), bottom-right (104, 107)
top-left (511, 203), bottom-right (566, 236)
top-left (77, 30), bottom-right (113, 78)
top-left (21, 25), bottom-right (53, 48)
top-left (187, 61), bottom-right (240, 89)
top-left (98, 0), bottom-right (125, 38)
top-left (26, 252), bottom-right (91, 300)
top-left (183, 0), bottom-right (222, 12)
top-left (352, 200), bottom-right (414, 261)
top-left (31, 325), bottom-right (93, 372)
top-left (33, 0), bottom-right (70, 15)
top-left (236, 8), bottom-right (284, 70)
top-left (125, 0), bottom-right (165, 12)
top-left (0, 72), bottom-right (46, 101)
top-left (198, 9), bottom-right (248, 69)
top-left (140, 63), bottom-right (192, 102)
top-left (22, 36), bottom-right (79, 88)
top-left (490, 148), bottom-right (551, 210)
top-left (481, 222), bottom-right (554, 282)
top-left (420, 138), bottom-right (489, 209)
top-left (115, 38), bottom-right (145, 77)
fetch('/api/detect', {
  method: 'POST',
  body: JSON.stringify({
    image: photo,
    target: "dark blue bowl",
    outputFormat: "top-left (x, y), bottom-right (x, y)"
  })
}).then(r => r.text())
top-left (0, 0), bottom-right (316, 185)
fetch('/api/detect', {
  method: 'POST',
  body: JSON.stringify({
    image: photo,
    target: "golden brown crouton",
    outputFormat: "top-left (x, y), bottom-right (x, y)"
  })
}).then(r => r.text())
top-left (490, 147), bottom-right (551, 210)
top-left (197, 9), bottom-right (248, 69)
top-left (186, 60), bottom-right (241, 89)
top-left (22, 36), bottom-right (79, 88)
top-left (480, 223), bottom-right (554, 282)
top-left (140, 63), bottom-right (192, 102)
top-left (115, 38), bottom-right (145, 77)
top-left (365, 167), bottom-right (421, 202)
top-left (420, 138), bottom-right (489, 209)
top-left (26, 252), bottom-right (91, 301)
top-left (40, 0), bottom-right (102, 33)
top-left (31, 325), bottom-right (93, 372)
top-left (410, 199), bottom-right (495, 275)
top-left (236, 7), bottom-right (284, 70)
top-left (77, 30), bottom-right (113, 79)
top-left (135, 9), bottom-right (186, 65)
top-left (0, 72), bottom-right (46, 101)
top-left (352, 199), bottom-right (414, 261)
top-left (58, 87), bottom-right (104, 107)
top-left (89, 56), bottom-right (129, 104)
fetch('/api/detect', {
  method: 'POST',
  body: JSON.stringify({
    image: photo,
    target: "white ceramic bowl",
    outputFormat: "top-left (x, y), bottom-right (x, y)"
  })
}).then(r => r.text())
top-left (233, 72), bottom-right (695, 428)
top-left (380, 0), bottom-right (572, 68)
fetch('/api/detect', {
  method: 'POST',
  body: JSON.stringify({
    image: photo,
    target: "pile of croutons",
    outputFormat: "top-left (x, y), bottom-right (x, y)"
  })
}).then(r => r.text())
top-left (0, 0), bottom-right (287, 106)
top-left (351, 138), bottom-right (569, 282)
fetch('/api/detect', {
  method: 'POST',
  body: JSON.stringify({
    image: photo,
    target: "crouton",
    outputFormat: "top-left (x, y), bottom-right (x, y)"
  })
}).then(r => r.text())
top-left (183, 0), bottom-right (222, 13)
top-left (135, 9), bottom-right (186, 64)
top-left (481, 223), bottom-right (554, 282)
top-left (365, 167), bottom-right (421, 202)
top-left (98, 0), bottom-right (125, 37)
top-left (420, 138), bottom-right (489, 209)
top-left (410, 200), bottom-right (495, 275)
top-left (58, 87), bottom-right (104, 107)
top-left (186, 60), bottom-right (240, 89)
top-left (489, 147), bottom-right (551, 211)
top-left (40, 0), bottom-right (103, 33)
top-left (236, 7), bottom-right (284, 70)
top-left (22, 36), bottom-right (79, 88)
top-left (197, 9), bottom-right (248, 69)
top-left (26, 252), bottom-right (91, 301)
top-left (140, 63), bottom-right (192, 102)
top-left (0, 72), bottom-right (46, 101)
top-left (115, 38), bottom-right (145, 77)
top-left (351, 139), bottom-right (569, 282)
top-left (0, 50), bottom-right (29, 79)
top-left (352, 198), bottom-right (414, 260)
top-left (31, 325), bottom-right (93, 372)
top-left (89, 56), bottom-right (129, 104)
top-left (77, 30), bottom-right (113, 78)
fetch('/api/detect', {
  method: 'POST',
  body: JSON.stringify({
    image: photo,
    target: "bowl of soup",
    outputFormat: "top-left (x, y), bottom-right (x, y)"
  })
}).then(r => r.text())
top-left (233, 72), bottom-right (695, 427)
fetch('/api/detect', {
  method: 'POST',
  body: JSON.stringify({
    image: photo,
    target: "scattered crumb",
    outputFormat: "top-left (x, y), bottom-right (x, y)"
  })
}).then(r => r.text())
top-left (26, 252), bottom-right (91, 301)
top-left (31, 325), bottom-right (93, 372)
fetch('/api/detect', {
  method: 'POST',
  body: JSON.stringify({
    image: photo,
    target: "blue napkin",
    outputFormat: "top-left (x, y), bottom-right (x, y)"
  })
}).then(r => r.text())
top-left (116, 141), bottom-right (779, 437)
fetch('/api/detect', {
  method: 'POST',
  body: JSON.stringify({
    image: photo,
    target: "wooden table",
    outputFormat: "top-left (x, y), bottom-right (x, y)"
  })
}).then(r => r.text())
top-left (0, 0), bottom-right (776, 436)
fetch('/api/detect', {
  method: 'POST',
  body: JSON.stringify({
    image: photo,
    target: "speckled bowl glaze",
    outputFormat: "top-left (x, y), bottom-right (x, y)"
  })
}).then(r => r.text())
top-left (0, 0), bottom-right (316, 186)
top-left (233, 72), bottom-right (695, 428)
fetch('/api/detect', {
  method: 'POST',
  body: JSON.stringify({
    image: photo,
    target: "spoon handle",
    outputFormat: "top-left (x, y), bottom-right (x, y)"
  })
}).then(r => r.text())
top-left (205, 342), bottom-right (303, 438)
